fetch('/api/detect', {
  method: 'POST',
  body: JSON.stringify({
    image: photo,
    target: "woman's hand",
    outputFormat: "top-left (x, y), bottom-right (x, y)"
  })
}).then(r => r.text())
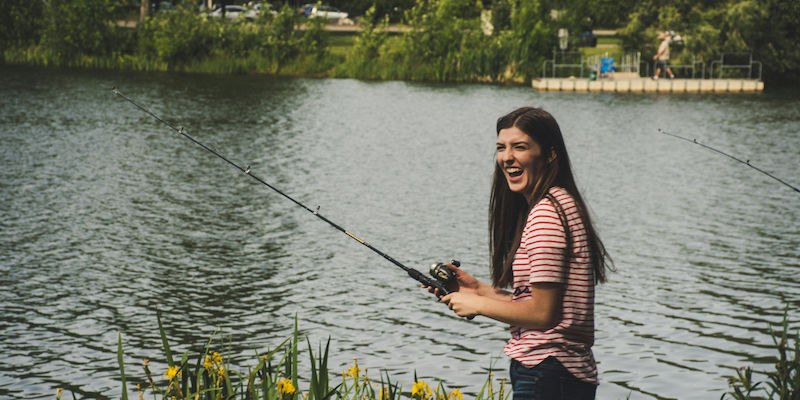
top-left (446, 261), bottom-right (480, 294)
top-left (441, 292), bottom-right (481, 318)
top-left (422, 261), bottom-right (480, 298)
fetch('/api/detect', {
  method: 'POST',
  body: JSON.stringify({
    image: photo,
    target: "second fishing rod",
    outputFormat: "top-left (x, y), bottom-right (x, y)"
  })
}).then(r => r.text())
top-left (112, 88), bottom-right (461, 308)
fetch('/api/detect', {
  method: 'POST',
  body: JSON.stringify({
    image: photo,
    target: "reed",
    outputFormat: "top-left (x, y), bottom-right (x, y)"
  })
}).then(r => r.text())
top-left (94, 312), bottom-right (511, 400)
top-left (723, 308), bottom-right (799, 400)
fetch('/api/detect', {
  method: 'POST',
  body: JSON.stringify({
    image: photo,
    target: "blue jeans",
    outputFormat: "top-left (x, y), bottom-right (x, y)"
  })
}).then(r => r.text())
top-left (510, 357), bottom-right (597, 400)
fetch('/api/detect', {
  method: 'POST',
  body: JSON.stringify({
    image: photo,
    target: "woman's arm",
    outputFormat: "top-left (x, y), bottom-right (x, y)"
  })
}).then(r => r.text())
top-left (442, 282), bottom-right (563, 330)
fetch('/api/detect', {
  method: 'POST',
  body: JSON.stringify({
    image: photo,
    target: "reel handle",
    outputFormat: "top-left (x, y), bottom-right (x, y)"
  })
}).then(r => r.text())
top-left (428, 260), bottom-right (474, 321)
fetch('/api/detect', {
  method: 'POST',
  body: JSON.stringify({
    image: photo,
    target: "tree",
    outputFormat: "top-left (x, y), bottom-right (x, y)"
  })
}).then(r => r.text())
top-left (41, 0), bottom-right (128, 60)
top-left (0, 0), bottom-right (44, 50)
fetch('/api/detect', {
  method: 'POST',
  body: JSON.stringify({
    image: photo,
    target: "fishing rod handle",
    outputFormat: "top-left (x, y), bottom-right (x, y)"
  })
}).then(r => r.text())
top-left (410, 265), bottom-right (476, 321)
top-left (408, 268), bottom-right (450, 297)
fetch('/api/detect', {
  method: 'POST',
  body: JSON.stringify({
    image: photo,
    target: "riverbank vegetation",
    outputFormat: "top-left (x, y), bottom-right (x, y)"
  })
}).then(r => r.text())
top-left (53, 310), bottom-right (797, 399)
top-left (723, 309), bottom-right (799, 400)
top-left (90, 313), bottom-right (509, 400)
top-left (2, 0), bottom-right (798, 84)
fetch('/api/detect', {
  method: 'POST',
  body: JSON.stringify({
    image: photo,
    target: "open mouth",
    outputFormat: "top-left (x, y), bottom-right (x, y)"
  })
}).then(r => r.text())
top-left (506, 167), bottom-right (523, 178)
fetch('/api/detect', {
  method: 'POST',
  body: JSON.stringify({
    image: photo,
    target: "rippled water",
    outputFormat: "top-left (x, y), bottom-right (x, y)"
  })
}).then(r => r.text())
top-left (1, 65), bottom-right (798, 399)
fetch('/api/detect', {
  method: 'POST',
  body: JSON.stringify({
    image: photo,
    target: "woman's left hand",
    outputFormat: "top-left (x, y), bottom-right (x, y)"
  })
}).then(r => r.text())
top-left (441, 292), bottom-right (481, 318)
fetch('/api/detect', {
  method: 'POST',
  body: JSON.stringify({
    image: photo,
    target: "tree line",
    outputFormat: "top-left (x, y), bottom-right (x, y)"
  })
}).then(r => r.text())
top-left (1, 0), bottom-right (797, 84)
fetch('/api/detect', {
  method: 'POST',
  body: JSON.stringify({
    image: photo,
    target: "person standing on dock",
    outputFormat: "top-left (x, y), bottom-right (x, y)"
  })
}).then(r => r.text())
top-left (427, 107), bottom-right (613, 399)
top-left (653, 31), bottom-right (675, 80)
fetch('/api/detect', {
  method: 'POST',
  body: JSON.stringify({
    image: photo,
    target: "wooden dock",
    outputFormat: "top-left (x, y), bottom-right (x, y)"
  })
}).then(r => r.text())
top-left (532, 77), bottom-right (764, 93)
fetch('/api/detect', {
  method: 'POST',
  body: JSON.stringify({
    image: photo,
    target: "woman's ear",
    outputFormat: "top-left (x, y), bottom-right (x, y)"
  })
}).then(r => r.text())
top-left (547, 148), bottom-right (557, 164)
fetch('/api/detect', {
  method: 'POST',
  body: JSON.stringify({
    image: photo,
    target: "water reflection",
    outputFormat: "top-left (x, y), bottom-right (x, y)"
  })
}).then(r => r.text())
top-left (0, 65), bottom-right (798, 400)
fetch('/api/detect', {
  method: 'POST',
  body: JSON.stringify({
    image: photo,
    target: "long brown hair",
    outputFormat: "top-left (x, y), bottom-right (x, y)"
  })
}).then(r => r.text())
top-left (489, 107), bottom-right (612, 287)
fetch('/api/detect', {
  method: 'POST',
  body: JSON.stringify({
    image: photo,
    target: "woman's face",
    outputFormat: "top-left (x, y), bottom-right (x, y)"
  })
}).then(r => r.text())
top-left (496, 126), bottom-right (545, 200)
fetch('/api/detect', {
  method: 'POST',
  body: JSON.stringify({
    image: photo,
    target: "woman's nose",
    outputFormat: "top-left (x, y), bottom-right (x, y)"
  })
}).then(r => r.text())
top-left (498, 149), bottom-right (514, 164)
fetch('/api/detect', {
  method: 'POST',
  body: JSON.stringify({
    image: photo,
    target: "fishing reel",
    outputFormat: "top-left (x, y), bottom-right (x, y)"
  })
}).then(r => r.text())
top-left (429, 260), bottom-right (460, 287)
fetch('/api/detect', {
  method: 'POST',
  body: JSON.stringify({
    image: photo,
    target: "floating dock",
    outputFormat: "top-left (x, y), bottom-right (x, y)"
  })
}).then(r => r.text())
top-left (532, 77), bottom-right (764, 93)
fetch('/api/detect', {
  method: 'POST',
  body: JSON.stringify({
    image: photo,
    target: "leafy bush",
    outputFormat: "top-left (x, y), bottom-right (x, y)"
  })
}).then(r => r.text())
top-left (137, 2), bottom-right (214, 66)
top-left (40, 0), bottom-right (127, 61)
top-left (0, 0), bottom-right (44, 50)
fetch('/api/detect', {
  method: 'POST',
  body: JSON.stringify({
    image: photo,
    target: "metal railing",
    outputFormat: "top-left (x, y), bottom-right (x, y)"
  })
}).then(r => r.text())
top-left (709, 53), bottom-right (762, 80)
top-left (584, 52), bottom-right (640, 79)
top-left (655, 56), bottom-right (705, 79)
top-left (540, 50), bottom-right (762, 81)
top-left (542, 51), bottom-right (584, 78)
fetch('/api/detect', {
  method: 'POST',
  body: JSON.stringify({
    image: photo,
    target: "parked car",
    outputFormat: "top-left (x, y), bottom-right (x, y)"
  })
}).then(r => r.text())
top-left (245, 3), bottom-right (277, 20)
top-left (209, 5), bottom-right (245, 19)
top-left (298, 3), bottom-right (314, 17)
top-left (577, 30), bottom-right (597, 47)
top-left (309, 5), bottom-right (347, 20)
top-left (152, 1), bottom-right (175, 12)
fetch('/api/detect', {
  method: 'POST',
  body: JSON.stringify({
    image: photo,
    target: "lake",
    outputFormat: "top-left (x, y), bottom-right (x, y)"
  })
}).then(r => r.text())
top-left (1, 65), bottom-right (798, 399)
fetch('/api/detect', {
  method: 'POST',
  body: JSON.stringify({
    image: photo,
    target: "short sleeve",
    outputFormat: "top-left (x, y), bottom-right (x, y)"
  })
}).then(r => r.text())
top-left (521, 199), bottom-right (567, 285)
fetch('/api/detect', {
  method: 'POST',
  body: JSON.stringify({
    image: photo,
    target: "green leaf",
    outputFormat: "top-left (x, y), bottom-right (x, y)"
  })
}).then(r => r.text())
top-left (157, 309), bottom-right (174, 366)
top-left (117, 330), bottom-right (129, 400)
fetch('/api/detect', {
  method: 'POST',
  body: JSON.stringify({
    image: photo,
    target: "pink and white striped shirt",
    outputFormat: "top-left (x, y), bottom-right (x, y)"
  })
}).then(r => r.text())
top-left (503, 187), bottom-right (598, 384)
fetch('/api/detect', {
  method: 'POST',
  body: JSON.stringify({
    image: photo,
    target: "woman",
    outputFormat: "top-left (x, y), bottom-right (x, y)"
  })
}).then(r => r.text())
top-left (435, 107), bottom-right (612, 399)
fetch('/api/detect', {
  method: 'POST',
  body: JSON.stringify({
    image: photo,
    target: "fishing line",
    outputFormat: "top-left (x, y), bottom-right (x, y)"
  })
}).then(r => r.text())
top-left (659, 129), bottom-right (799, 194)
top-left (112, 88), bottom-right (454, 304)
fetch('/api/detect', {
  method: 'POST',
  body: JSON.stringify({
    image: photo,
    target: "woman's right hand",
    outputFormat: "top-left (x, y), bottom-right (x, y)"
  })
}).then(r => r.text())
top-left (444, 261), bottom-right (480, 294)
top-left (422, 261), bottom-right (483, 298)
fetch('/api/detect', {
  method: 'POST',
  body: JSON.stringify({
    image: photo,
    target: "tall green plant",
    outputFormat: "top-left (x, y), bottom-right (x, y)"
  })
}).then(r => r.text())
top-left (341, 6), bottom-right (389, 78)
top-left (41, 0), bottom-right (127, 61)
top-left (507, 0), bottom-right (556, 81)
top-left (724, 308), bottom-right (799, 399)
top-left (400, 0), bottom-right (483, 81)
top-left (137, 2), bottom-right (213, 66)
top-left (269, 4), bottom-right (300, 72)
top-left (0, 0), bottom-right (44, 51)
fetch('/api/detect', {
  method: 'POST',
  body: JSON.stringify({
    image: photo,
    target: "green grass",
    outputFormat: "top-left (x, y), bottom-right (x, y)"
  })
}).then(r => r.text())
top-left (327, 32), bottom-right (357, 57)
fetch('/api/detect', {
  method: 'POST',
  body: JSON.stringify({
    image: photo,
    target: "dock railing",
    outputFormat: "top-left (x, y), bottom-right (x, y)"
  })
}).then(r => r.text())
top-left (657, 56), bottom-right (705, 79)
top-left (586, 52), bottom-right (640, 78)
top-left (542, 51), bottom-right (584, 78)
top-left (710, 53), bottom-right (762, 80)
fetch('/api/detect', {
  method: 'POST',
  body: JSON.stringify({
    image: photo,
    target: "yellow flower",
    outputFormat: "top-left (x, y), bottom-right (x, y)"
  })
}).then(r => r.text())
top-left (345, 358), bottom-right (360, 377)
top-left (218, 366), bottom-right (226, 377)
top-left (56, 388), bottom-right (63, 400)
top-left (204, 355), bottom-right (213, 370)
top-left (448, 388), bottom-right (462, 400)
top-left (165, 365), bottom-right (179, 379)
top-left (276, 379), bottom-right (296, 395)
top-left (412, 380), bottom-right (432, 400)
top-left (212, 352), bottom-right (223, 366)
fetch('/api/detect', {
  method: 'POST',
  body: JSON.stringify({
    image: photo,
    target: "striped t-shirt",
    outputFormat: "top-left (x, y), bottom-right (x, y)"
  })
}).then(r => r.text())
top-left (502, 186), bottom-right (598, 384)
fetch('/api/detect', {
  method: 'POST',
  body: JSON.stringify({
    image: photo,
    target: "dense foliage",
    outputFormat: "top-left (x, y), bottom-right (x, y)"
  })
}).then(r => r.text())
top-left (618, 0), bottom-right (800, 83)
top-left (1, 0), bottom-right (798, 83)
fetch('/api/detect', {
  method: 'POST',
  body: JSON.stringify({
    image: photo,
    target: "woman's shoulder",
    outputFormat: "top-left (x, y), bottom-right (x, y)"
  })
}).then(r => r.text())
top-left (528, 187), bottom-right (576, 220)
top-left (532, 187), bottom-right (573, 208)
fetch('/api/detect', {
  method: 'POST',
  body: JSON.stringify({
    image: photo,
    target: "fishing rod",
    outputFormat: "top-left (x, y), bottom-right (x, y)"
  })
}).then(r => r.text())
top-left (659, 129), bottom-right (800, 194)
top-left (111, 88), bottom-right (459, 305)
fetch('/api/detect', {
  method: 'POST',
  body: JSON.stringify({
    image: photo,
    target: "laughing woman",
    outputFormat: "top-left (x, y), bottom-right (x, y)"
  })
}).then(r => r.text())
top-left (437, 107), bottom-right (612, 399)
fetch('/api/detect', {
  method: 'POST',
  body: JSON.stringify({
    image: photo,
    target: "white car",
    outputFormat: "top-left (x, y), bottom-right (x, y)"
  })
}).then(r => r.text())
top-left (209, 5), bottom-right (245, 19)
top-left (309, 5), bottom-right (348, 20)
top-left (245, 3), bottom-right (278, 20)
